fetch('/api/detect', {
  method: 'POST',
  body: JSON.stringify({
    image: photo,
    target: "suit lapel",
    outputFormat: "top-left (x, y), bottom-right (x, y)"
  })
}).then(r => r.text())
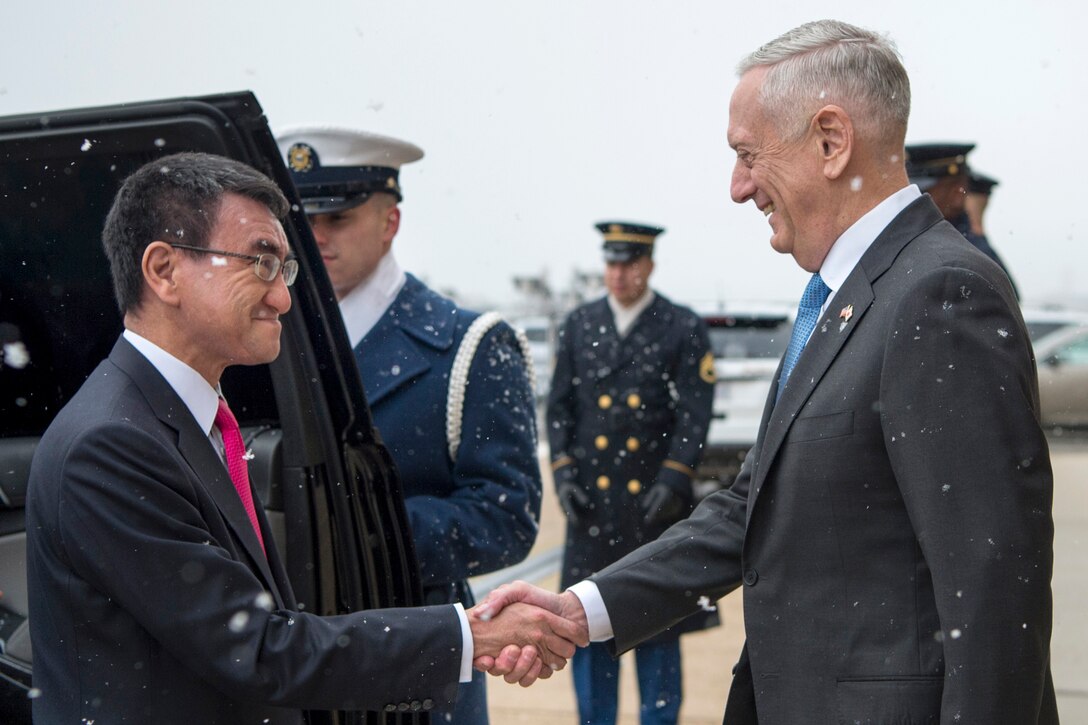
top-left (748, 197), bottom-right (944, 511)
top-left (110, 339), bottom-right (285, 603)
top-left (751, 276), bottom-right (875, 504)
top-left (174, 419), bottom-right (282, 596)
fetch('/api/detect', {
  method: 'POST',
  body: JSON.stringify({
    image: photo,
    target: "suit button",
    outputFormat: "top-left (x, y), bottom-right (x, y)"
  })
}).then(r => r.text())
top-left (627, 393), bottom-right (641, 409)
top-left (398, 702), bottom-right (410, 712)
top-left (627, 479), bottom-right (642, 495)
top-left (598, 394), bottom-right (613, 409)
top-left (423, 699), bottom-right (434, 710)
top-left (595, 435), bottom-right (609, 450)
top-left (626, 437), bottom-right (640, 452)
top-left (597, 476), bottom-right (611, 490)
top-left (410, 700), bottom-right (422, 711)
top-left (743, 569), bottom-right (758, 586)
top-left (384, 704), bottom-right (397, 712)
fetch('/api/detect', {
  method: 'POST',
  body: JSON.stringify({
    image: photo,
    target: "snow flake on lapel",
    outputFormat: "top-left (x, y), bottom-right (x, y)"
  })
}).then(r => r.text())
top-left (838, 304), bottom-right (854, 332)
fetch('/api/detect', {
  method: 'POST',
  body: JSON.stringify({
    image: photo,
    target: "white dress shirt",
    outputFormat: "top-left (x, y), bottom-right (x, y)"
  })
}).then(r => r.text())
top-left (339, 252), bottom-right (408, 348)
top-left (122, 329), bottom-right (474, 680)
top-left (608, 289), bottom-right (656, 338)
top-left (569, 184), bottom-right (923, 641)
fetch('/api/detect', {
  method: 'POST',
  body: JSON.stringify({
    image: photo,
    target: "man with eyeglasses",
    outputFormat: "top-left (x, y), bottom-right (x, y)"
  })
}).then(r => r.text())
top-left (24, 152), bottom-right (582, 723)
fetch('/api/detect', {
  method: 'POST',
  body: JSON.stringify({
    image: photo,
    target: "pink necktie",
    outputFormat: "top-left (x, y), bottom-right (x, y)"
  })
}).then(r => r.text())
top-left (215, 398), bottom-right (266, 555)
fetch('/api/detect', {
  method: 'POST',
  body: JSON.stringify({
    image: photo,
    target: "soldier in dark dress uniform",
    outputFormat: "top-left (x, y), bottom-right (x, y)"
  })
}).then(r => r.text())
top-left (546, 222), bottom-right (716, 725)
top-left (905, 142), bottom-right (1019, 297)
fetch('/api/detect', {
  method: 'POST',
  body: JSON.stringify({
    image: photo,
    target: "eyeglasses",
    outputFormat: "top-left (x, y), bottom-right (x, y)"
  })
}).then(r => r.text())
top-left (169, 243), bottom-right (299, 287)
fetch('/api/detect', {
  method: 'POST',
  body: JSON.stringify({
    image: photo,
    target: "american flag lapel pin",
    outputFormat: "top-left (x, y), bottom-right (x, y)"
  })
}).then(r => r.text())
top-left (838, 304), bottom-right (854, 332)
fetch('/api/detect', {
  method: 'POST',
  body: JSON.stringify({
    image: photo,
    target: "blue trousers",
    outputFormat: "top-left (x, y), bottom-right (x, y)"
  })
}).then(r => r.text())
top-left (571, 640), bottom-right (682, 725)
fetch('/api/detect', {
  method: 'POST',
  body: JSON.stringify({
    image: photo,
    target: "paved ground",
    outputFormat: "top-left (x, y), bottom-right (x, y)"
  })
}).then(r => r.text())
top-left (477, 436), bottom-right (1088, 723)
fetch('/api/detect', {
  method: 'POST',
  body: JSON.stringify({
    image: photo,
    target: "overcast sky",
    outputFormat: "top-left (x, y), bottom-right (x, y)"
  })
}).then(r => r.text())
top-left (2, 1), bottom-right (1084, 313)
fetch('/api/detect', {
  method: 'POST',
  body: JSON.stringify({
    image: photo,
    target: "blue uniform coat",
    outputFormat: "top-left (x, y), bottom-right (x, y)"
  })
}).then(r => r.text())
top-left (354, 274), bottom-right (541, 606)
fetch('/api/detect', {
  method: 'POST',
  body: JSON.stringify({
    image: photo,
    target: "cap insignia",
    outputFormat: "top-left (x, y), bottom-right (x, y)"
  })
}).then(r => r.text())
top-left (287, 143), bottom-right (315, 173)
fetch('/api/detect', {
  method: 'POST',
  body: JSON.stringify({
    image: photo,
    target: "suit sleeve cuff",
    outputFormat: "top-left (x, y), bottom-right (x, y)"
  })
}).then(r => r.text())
top-left (568, 580), bottom-right (614, 642)
top-left (455, 603), bottom-right (473, 683)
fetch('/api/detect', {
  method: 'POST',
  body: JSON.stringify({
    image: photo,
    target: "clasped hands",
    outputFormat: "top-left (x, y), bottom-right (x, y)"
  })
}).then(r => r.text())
top-left (467, 581), bottom-right (589, 686)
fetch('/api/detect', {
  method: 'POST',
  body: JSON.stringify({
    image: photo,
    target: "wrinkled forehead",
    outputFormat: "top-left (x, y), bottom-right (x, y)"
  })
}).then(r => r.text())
top-left (727, 69), bottom-right (768, 146)
top-left (216, 194), bottom-right (291, 257)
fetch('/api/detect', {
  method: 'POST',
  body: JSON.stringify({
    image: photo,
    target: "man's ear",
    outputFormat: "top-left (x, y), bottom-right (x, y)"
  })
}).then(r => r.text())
top-left (381, 204), bottom-right (401, 255)
top-left (812, 105), bottom-right (853, 180)
top-left (142, 241), bottom-right (183, 307)
top-left (384, 205), bottom-right (401, 240)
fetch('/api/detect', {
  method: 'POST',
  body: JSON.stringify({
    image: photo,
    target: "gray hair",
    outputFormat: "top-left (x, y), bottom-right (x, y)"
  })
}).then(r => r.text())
top-left (738, 20), bottom-right (910, 144)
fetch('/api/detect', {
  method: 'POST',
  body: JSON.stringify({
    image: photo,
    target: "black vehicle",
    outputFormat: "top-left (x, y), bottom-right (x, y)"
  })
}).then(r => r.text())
top-left (0, 92), bottom-right (425, 724)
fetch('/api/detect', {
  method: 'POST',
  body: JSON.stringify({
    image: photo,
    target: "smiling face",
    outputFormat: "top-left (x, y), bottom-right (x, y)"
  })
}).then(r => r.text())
top-left (728, 68), bottom-right (837, 272)
top-left (173, 193), bottom-right (293, 381)
top-left (307, 194), bottom-right (400, 300)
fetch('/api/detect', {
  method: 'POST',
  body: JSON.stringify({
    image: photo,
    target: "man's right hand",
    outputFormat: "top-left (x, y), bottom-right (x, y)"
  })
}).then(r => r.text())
top-left (557, 482), bottom-right (591, 526)
top-left (468, 597), bottom-right (584, 686)
top-left (471, 581), bottom-right (590, 681)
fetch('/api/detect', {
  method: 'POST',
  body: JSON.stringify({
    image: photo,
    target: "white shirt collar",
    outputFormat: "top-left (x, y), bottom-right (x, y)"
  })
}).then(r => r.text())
top-left (818, 184), bottom-right (921, 309)
top-left (339, 253), bottom-right (408, 348)
top-left (608, 289), bottom-right (656, 338)
top-left (122, 329), bottom-right (220, 436)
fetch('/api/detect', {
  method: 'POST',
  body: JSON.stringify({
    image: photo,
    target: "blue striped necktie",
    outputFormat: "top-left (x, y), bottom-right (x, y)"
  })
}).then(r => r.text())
top-left (778, 273), bottom-right (831, 399)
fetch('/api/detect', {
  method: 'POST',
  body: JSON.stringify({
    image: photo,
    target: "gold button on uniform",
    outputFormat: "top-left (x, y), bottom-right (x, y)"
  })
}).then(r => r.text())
top-left (595, 435), bottom-right (609, 450)
top-left (627, 479), bottom-right (642, 495)
top-left (626, 437), bottom-right (640, 452)
top-left (598, 394), bottom-right (613, 409)
top-left (627, 393), bottom-right (641, 409)
top-left (597, 476), bottom-right (611, 490)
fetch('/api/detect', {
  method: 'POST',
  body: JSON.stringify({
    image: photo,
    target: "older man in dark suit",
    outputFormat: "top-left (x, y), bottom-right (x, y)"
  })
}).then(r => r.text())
top-left (475, 19), bottom-right (1057, 724)
top-left (24, 152), bottom-right (580, 724)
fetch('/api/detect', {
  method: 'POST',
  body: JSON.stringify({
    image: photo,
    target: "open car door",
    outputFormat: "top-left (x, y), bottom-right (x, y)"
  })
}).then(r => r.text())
top-left (0, 92), bottom-right (426, 724)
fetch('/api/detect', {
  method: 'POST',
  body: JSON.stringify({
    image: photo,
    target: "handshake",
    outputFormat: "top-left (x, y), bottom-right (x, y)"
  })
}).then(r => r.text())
top-left (467, 581), bottom-right (591, 686)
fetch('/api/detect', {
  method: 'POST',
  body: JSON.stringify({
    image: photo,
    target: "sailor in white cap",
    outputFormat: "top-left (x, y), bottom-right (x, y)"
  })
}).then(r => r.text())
top-left (276, 127), bottom-right (542, 724)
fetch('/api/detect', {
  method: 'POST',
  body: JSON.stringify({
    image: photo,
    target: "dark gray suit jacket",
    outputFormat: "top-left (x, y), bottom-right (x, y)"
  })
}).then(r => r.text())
top-left (26, 337), bottom-right (462, 723)
top-left (591, 196), bottom-right (1058, 724)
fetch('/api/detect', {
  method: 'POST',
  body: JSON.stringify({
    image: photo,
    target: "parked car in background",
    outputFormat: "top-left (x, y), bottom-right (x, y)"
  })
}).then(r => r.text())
top-left (0, 93), bottom-right (425, 724)
top-left (695, 305), bottom-right (794, 495)
top-left (1024, 308), bottom-right (1088, 429)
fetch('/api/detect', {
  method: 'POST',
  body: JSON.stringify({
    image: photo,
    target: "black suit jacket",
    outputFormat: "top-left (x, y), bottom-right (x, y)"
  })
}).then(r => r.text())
top-left (591, 197), bottom-right (1058, 724)
top-left (26, 337), bottom-right (461, 723)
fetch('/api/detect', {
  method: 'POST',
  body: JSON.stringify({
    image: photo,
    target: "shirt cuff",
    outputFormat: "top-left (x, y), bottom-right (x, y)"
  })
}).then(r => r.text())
top-left (455, 603), bottom-right (473, 683)
top-left (568, 580), bottom-right (614, 642)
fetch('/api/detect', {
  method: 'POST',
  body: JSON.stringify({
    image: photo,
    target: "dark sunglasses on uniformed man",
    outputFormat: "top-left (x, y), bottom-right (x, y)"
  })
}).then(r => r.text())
top-left (168, 243), bottom-right (299, 286)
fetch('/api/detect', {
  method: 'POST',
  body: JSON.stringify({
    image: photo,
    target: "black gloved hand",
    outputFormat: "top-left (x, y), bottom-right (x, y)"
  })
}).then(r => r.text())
top-left (557, 482), bottom-right (591, 526)
top-left (641, 484), bottom-right (684, 526)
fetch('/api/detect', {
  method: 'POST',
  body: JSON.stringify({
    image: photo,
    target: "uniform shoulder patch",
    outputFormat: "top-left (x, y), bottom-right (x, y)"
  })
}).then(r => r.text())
top-left (699, 350), bottom-right (716, 384)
